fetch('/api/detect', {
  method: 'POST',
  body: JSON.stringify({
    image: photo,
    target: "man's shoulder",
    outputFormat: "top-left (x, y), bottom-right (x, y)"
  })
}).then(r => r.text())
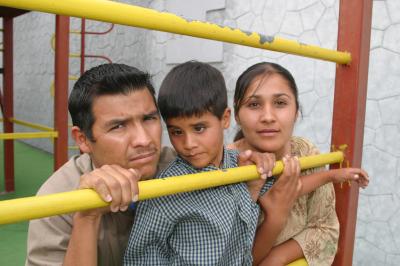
top-left (37, 154), bottom-right (92, 196)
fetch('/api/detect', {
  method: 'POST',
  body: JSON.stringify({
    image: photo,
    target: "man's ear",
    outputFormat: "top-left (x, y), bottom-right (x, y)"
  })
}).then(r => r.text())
top-left (222, 108), bottom-right (231, 129)
top-left (71, 126), bottom-right (91, 154)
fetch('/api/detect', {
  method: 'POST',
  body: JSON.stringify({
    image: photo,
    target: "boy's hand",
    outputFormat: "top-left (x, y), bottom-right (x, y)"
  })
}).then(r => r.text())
top-left (330, 168), bottom-right (370, 188)
top-left (78, 165), bottom-right (140, 217)
top-left (238, 150), bottom-right (276, 202)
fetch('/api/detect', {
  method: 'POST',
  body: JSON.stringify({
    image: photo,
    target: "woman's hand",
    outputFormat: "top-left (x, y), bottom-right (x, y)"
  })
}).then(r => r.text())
top-left (259, 155), bottom-right (302, 223)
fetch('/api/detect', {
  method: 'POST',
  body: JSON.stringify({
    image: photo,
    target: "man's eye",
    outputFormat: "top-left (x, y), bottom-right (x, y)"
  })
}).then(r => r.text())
top-left (110, 124), bottom-right (124, 131)
top-left (144, 115), bottom-right (158, 121)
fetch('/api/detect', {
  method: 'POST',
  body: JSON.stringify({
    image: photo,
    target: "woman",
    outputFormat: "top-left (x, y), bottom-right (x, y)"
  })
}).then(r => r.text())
top-left (228, 62), bottom-right (339, 266)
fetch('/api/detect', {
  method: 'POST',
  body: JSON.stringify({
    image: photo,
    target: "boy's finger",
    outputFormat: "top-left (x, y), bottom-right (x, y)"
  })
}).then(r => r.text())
top-left (237, 150), bottom-right (252, 166)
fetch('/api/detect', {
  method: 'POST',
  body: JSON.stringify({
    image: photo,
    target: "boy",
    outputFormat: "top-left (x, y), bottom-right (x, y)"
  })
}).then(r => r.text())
top-left (123, 61), bottom-right (274, 265)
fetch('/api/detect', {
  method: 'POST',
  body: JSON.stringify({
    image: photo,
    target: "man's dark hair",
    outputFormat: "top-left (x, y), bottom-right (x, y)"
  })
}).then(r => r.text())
top-left (158, 61), bottom-right (227, 121)
top-left (68, 63), bottom-right (156, 141)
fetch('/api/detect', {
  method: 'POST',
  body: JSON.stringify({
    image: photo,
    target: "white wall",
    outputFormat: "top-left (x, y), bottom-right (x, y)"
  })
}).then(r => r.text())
top-left (9, 0), bottom-right (400, 264)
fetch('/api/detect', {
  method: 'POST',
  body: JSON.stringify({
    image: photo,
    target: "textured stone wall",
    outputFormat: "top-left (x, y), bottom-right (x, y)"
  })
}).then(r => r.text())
top-left (8, 0), bottom-right (400, 264)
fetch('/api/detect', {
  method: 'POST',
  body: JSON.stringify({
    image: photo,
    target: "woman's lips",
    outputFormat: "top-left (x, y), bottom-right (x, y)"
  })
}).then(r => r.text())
top-left (257, 129), bottom-right (280, 136)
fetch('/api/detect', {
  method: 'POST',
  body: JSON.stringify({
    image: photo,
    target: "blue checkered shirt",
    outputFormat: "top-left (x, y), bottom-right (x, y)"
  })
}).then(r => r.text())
top-left (124, 148), bottom-right (273, 265)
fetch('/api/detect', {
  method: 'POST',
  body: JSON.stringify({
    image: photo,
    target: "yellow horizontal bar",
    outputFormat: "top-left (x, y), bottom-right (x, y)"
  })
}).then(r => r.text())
top-left (0, 0), bottom-right (351, 64)
top-left (0, 152), bottom-right (343, 225)
top-left (287, 258), bottom-right (308, 266)
top-left (9, 118), bottom-right (54, 132)
top-left (68, 145), bottom-right (80, 150)
top-left (0, 131), bottom-right (58, 140)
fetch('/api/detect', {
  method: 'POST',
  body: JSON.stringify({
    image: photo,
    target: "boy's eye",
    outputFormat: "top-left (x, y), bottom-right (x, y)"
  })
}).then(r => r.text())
top-left (170, 128), bottom-right (183, 136)
top-left (193, 125), bottom-right (206, 133)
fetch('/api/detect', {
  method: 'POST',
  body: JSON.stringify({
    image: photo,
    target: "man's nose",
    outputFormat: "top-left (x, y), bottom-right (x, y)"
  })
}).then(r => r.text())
top-left (131, 123), bottom-right (151, 147)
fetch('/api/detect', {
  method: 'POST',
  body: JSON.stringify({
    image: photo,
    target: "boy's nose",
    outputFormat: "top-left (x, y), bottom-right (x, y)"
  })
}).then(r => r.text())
top-left (183, 134), bottom-right (198, 150)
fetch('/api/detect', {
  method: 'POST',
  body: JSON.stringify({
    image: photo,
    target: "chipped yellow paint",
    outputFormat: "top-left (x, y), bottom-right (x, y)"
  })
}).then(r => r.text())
top-left (1, 0), bottom-right (351, 64)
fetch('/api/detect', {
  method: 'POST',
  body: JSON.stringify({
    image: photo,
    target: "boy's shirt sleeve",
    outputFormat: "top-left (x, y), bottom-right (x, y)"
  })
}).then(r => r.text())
top-left (123, 199), bottom-right (174, 265)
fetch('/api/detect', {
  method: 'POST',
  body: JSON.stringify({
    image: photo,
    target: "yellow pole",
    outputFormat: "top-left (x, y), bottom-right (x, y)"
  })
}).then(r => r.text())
top-left (0, 0), bottom-right (351, 64)
top-left (0, 131), bottom-right (58, 140)
top-left (0, 152), bottom-right (343, 225)
top-left (9, 118), bottom-right (54, 132)
top-left (287, 258), bottom-right (308, 266)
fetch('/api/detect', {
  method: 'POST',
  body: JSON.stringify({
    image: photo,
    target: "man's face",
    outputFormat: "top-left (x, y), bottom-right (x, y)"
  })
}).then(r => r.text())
top-left (83, 89), bottom-right (162, 180)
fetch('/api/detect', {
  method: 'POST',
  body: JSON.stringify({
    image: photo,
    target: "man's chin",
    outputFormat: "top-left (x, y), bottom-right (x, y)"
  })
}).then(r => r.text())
top-left (136, 164), bottom-right (158, 180)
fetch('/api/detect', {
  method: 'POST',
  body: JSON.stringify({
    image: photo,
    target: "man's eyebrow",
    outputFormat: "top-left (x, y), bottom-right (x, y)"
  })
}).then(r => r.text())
top-left (143, 110), bottom-right (160, 117)
top-left (104, 117), bottom-right (131, 127)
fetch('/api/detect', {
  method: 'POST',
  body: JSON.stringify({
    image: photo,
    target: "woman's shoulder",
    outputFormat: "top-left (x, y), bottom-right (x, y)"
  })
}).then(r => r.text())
top-left (291, 136), bottom-right (320, 157)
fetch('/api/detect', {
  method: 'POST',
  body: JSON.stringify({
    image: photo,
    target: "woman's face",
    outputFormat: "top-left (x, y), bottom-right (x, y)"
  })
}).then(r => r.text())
top-left (236, 73), bottom-right (298, 159)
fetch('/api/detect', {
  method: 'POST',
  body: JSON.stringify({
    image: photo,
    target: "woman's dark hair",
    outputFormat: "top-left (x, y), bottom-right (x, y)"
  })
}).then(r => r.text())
top-left (68, 63), bottom-right (156, 141)
top-left (158, 60), bottom-right (227, 121)
top-left (233, 62), bottom-right (300, 141)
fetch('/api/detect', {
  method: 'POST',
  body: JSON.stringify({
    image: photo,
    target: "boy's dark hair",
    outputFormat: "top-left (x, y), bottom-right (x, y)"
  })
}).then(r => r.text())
top-left (158, 61), bottom-right (227, 121)
top-left (68, 63), bottom-right (156, 141)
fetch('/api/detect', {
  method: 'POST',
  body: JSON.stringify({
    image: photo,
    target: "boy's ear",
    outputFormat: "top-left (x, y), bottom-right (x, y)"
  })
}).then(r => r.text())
top-left (71, 126), bottom-right (91, 154)
top-left (221, 108), bottom-right (231, 129)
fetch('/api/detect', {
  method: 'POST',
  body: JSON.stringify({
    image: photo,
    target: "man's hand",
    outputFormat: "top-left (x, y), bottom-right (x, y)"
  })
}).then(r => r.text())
top-left (79, 165), bottom-right (141, 216)
top-left (238, 150), bottom-right (276, 202)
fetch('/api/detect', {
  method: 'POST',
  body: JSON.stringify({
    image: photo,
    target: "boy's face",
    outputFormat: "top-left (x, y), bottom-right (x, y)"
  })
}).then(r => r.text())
top-left (167, 109), bottom-right (231, 169)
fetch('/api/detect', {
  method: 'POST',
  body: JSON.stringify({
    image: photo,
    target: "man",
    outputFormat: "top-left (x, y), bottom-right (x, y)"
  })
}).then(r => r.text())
top-left (26, 63), bottom-right (176, 266)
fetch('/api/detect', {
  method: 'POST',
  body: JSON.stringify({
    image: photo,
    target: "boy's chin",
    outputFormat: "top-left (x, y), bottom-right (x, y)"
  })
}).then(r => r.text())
top-left (188, 160), bottom-right (211, 170)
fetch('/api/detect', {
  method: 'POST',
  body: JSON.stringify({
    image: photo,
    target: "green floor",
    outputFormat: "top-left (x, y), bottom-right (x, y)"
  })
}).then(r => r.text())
top-left (0, 141), bottom-right (53, 266)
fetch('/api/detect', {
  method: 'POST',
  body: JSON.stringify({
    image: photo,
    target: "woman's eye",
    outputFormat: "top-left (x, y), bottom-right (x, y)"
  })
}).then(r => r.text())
top-left (275, 100), bottom-right (288, 106)
top-left (247, 102), bottom-right (260, 108)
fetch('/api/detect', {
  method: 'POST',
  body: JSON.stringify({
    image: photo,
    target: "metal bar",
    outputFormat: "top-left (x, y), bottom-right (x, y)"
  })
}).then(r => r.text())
top-left (0, 132), bottom-right (58, 140)
top-left (3, 16), bottom-right (15, 192)
top-left (9, 118), bottom-right (54, 131)
top-left (0, 151), bottom-right (343, 225)
top-left (80, 18), bottom-right (85, 75)
top-left (85, 23), bottom-right (114, 35)
top-left (0, 0), bottom-right (351, 64)
top-left (331, 0), bottom-right (373, 265)
top-left (54, 15), bottom-right (70, 170)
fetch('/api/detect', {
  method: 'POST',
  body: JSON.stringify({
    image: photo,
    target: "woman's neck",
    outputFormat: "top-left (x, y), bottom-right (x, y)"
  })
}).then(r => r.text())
top-left (231, 138), bottom-right (292, 160)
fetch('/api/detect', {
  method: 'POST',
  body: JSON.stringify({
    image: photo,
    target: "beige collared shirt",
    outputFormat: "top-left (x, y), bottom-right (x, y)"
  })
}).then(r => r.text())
top-left (25, 147), bottom-right (176, 266)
